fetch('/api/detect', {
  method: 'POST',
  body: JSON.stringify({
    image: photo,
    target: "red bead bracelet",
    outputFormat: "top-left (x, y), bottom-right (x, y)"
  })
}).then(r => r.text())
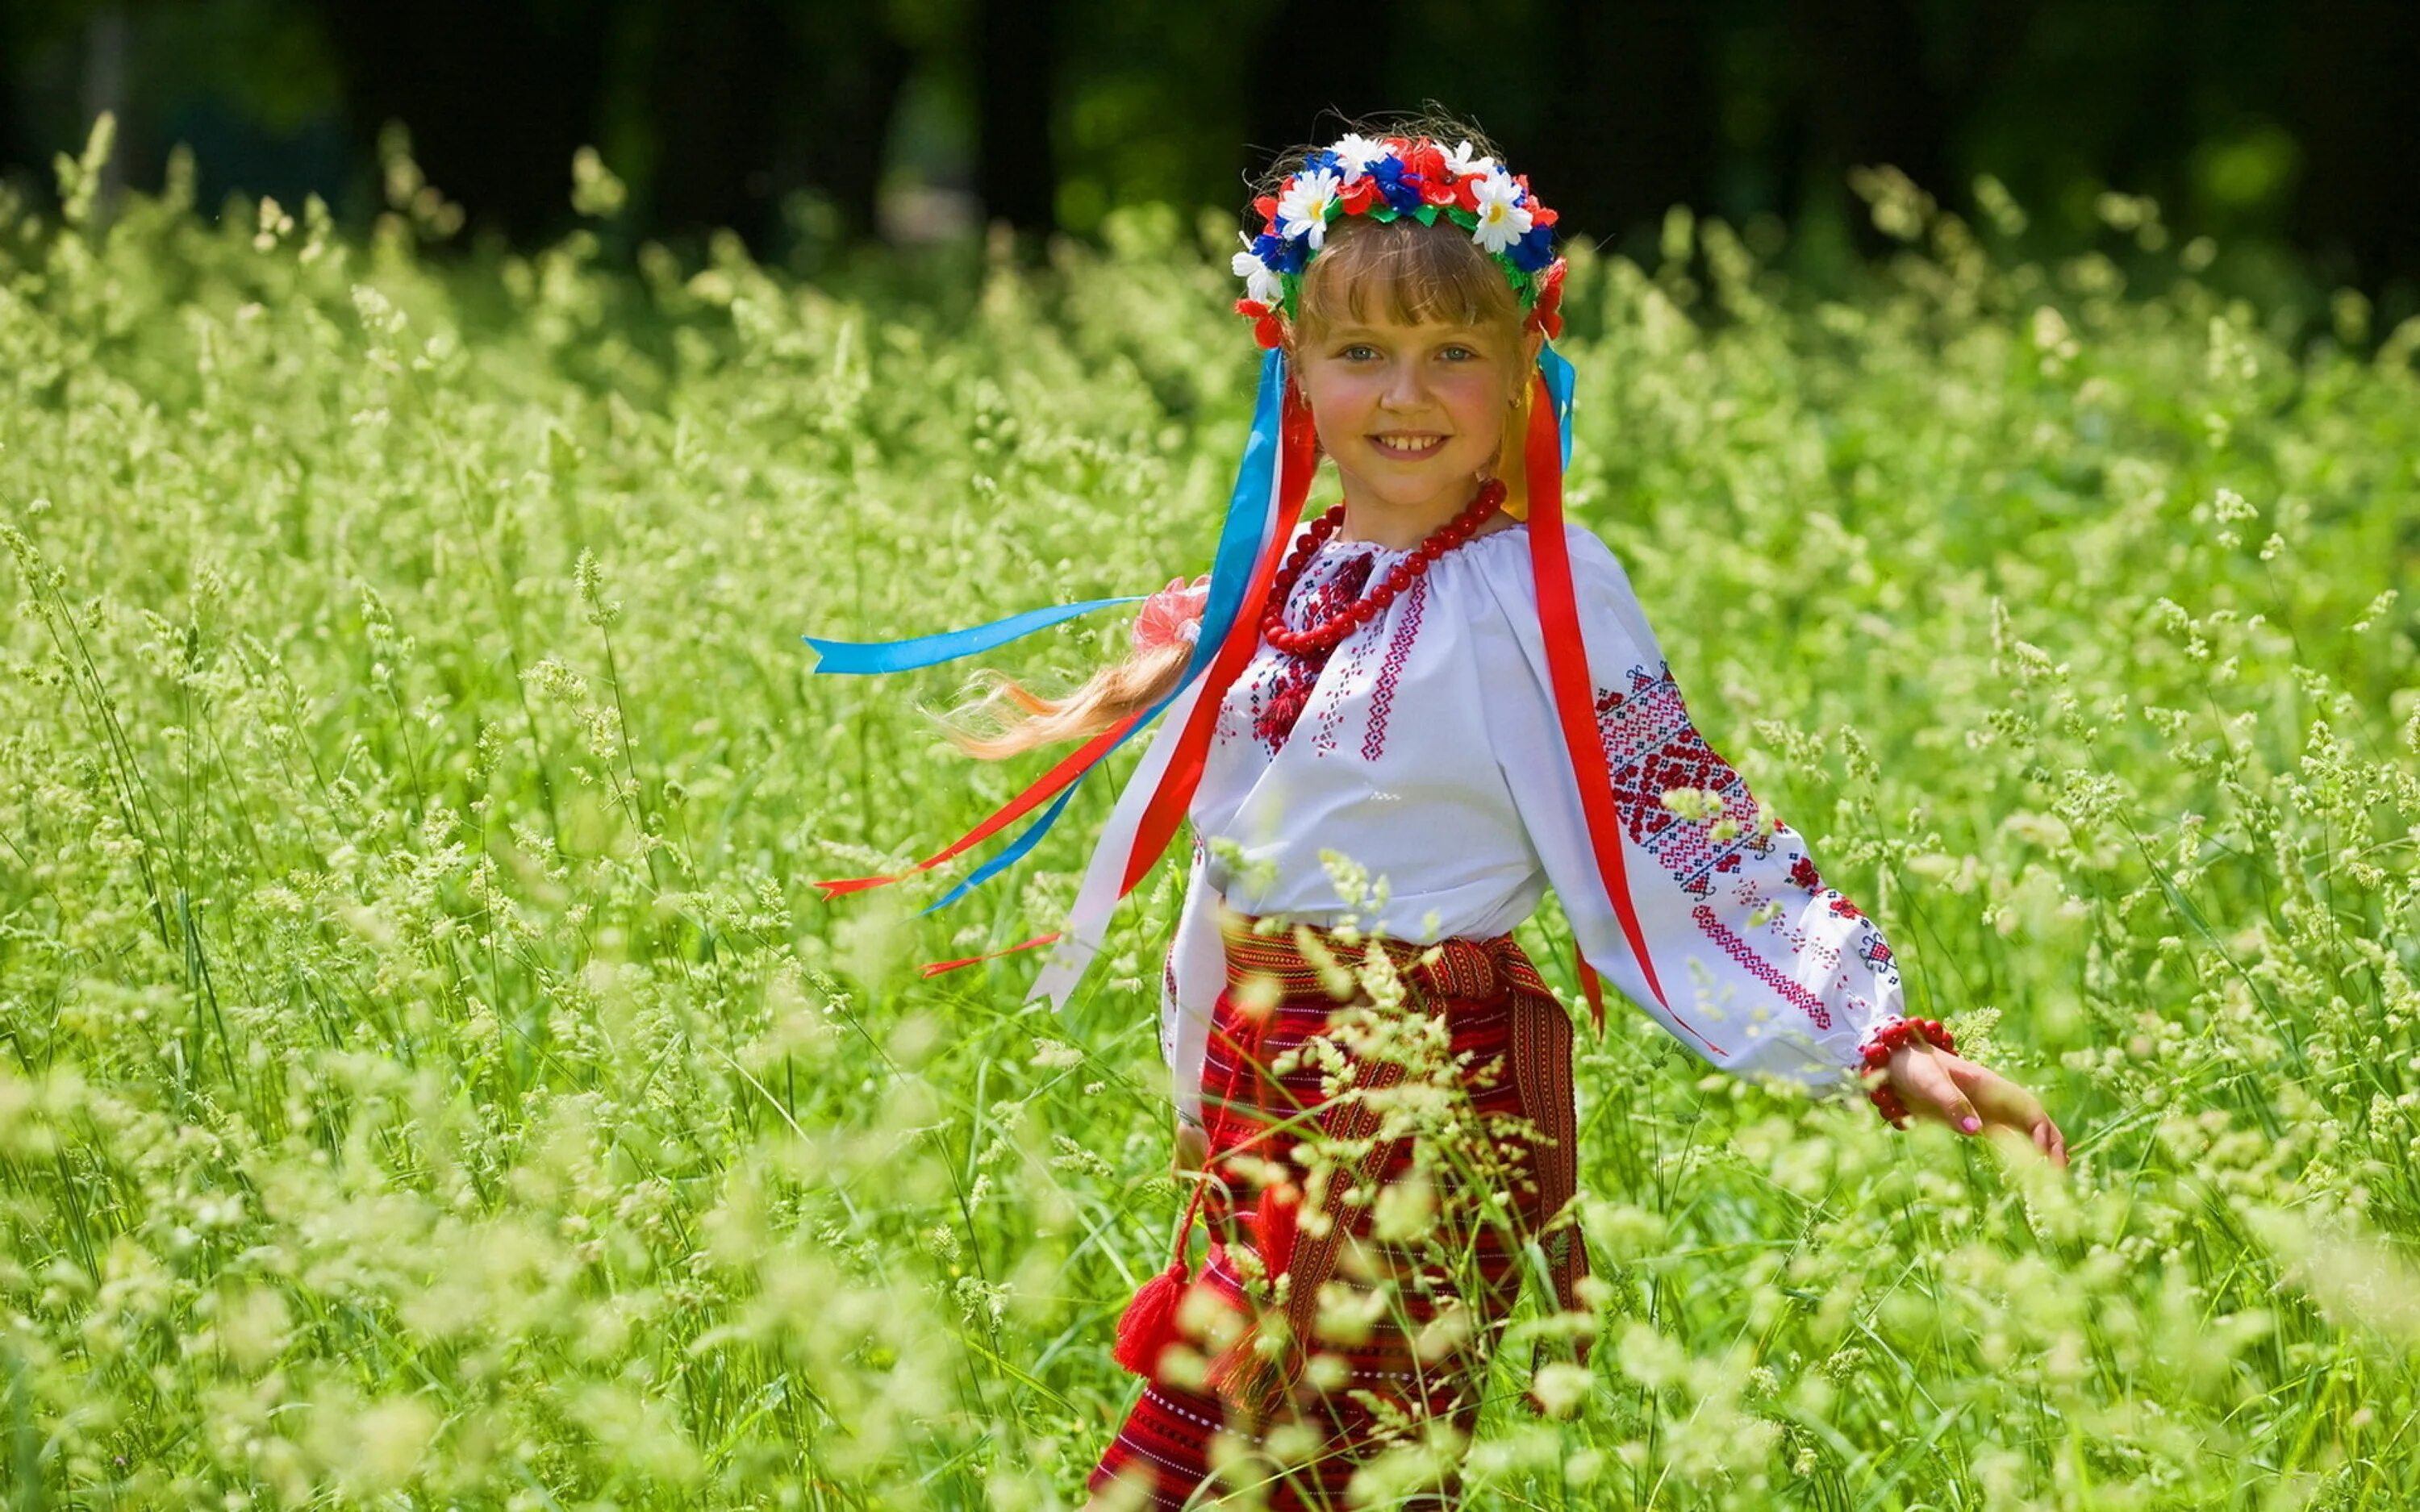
top-left (1857, 1017), bottom-right (1956, 1127)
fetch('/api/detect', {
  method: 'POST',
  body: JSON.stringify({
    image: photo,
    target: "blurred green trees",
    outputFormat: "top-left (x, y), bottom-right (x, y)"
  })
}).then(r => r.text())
top-left (0, 0), bottom-right (2414, 314)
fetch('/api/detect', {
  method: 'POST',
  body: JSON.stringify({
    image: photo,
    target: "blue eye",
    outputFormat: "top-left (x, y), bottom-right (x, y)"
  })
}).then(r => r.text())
top-left (1341, 344), bottom-right (1379, 360)
top-left (1440, 346), bottom-right (1476, 360)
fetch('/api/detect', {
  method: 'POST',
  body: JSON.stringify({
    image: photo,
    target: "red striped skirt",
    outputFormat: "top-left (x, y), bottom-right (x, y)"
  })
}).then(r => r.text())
top-left (1087, 917), bottom-right (1586, 1510)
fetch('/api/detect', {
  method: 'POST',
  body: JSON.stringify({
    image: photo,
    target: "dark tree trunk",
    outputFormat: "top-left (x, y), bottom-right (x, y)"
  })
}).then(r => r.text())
top-left (1784, 0), bottom-right (1956, 252)
top-left (800, 9), bottom-right (910, 242)
top-left (1540, 0), bottom-right (1719, 256)
top-left (321, 0), bottom-right (611, 247)
top-left (975, 0), bottom-right (1058, 237)
top-left (1243, 0), bottom-right (1394, 199)
top-left (2286, 0), bottom-right (2420, 298)
top-left (0, 6), bottom-right (23, 197)
top-left (645, 0), bottom-right (798, 249)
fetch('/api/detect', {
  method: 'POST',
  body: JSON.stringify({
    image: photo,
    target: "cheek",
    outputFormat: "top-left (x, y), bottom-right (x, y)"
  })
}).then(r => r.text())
top-left (1439, 375), bottom-right (1509, 439)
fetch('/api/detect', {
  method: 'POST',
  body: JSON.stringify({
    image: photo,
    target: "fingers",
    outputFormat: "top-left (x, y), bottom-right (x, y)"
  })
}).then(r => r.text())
top-left (1938, 1056), bottom-right (2072, 1171)
top-left (1173, 1122), bottom-right (1208, 1177)
top-left (2032, 1114), bottom-right (2069, 1169)
top-left (1893, 1048), bottom-right (1982, 1134)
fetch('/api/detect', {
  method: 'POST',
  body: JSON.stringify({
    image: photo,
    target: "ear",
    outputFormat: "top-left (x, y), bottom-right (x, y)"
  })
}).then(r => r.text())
top-left (1491, 368), bottom-right (1537, 522)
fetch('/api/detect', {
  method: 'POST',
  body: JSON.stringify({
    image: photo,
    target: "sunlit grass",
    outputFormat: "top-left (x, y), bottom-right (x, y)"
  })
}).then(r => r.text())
top-left (3, 120), bottom-right (2420, 1507)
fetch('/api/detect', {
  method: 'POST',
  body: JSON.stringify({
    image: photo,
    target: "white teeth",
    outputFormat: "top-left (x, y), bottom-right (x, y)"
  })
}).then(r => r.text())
top-left (1374, 435), bottom-right (1442, 453)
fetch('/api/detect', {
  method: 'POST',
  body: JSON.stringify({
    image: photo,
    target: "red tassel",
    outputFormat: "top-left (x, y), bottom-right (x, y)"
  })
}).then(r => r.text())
top-left (1111, 1258), bottom-right (1190, 1377)
top-left (1253, 1182), bottom-right (1300, 1279)
top-left (1206, 1314), bottom-right (1300, 1418)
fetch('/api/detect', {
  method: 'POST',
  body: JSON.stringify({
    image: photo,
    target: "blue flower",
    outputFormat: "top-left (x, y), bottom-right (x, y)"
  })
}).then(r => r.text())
top-left (1508, 222), bottom-right (1556, 273)
top-left (1255, 231), bottom-right (1305, 274)
top-left (1366, 156), bottom-right (1427, 217)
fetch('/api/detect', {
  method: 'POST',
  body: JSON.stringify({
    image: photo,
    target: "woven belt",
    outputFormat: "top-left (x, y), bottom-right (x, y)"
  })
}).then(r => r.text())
top-left (1204, 914), bottom-right (1592, 1414)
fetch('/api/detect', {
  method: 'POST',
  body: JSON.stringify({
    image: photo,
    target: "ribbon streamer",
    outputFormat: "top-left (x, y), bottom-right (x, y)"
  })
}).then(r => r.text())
top-left (803, 595), bottom-right (1147, 676)
top-left (807, 346), bottom-right (1300, 915)
top-left (1028, 385), bottom-right (1314, 1010)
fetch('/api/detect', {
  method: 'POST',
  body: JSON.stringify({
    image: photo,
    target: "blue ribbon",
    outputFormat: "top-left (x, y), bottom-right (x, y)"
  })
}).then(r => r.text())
top-left (803, 595), bottom-right (1147, 675)
top-left (1542, 340), bottom-right (1575, 468)
top-left (916, 346), bottom-right (1294, 914)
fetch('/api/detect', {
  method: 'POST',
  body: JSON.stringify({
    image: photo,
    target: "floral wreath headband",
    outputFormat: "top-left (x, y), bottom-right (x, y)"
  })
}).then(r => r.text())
top-left (1231, 132), bottom-right (1570, 348)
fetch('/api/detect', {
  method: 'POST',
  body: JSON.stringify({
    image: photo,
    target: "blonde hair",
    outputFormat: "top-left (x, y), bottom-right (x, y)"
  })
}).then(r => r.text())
top-left (939, 118), bottom-right (1526, 762)
top-left (933, 639), bottom-right (1191, 760)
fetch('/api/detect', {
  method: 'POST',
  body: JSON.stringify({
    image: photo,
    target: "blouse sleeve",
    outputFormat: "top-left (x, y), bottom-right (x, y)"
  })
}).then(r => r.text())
top-left (1160, 834), bottom-right (1226, 1130)
top-left (1483, 525), bottom-right (1909, 1094)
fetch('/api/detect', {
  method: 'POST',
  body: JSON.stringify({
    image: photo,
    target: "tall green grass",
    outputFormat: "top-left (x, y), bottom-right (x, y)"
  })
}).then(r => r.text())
top-left (3, 121), bottom-right (2420, 1508)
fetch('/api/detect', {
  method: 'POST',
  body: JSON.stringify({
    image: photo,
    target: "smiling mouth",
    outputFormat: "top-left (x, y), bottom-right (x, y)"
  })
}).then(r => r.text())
top-left (1371, 434), bottom-right (1446, 457)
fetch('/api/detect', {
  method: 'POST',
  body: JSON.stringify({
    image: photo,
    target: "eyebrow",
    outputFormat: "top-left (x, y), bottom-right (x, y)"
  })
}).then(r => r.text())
top-left (1323, 324), bottom-right (1492, 340)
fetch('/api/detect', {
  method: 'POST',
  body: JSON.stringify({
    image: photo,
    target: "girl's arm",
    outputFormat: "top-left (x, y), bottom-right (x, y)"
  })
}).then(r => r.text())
top-left (1490, 526), bottom-right (2065, 1164)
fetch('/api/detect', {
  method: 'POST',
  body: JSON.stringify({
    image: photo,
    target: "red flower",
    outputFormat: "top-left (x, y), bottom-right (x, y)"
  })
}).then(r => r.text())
top-left (1525, 256), bottom-right (1568, 339)
top-left (1514, 176), bottom-right (1560, 227)
top-left (1338, 177), bottom-right (1379, 215)
top-left (1253, 194), bottom-right (1279, 223)
top-left (1236, 298), bottom-right (1285, 348)
top-left (1453, 173), bottom-right (1483, 213)
top-left (1400, 138), bottom-right (1455, 205)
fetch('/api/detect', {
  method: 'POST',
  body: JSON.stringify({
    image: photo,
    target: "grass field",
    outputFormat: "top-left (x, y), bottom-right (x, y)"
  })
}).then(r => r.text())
top-left (6, 126), bottom-right (2420, 1508)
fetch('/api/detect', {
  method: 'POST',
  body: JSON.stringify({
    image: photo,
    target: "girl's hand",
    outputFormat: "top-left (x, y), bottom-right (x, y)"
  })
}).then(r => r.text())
top-left (1886, 1043), bottom-right (2068, 1168)
top-left (1174, 1115), bottom-right (1208, 1178)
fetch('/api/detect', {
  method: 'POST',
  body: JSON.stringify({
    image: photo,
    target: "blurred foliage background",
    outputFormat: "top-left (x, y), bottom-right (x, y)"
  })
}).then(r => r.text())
top-left (2, 0), bottom-right (2417, 322)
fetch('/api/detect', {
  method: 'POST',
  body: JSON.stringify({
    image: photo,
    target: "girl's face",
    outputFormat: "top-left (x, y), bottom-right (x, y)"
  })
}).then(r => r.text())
top-left (1294, 313), bottom-right (1542, 532)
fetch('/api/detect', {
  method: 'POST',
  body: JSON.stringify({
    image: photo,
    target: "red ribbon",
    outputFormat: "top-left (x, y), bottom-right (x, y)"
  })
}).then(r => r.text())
top-left (1522, 369), bottom-right (1725, 1056)
top-left (1115, 381), bottom-right (1320, 898)
top-left (813, 708), bottom-right (1151, 900)
top-left (920, 931), bottom-right (1064, 977)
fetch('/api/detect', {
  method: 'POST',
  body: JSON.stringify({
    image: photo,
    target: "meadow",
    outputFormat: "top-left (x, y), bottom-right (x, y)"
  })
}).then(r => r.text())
top-left (4, 121), bottom-right (2420, 1508)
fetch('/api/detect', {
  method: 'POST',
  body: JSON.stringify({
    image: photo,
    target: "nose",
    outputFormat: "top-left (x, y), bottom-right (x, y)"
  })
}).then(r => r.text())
top-left (1379, 356), bottom-right (1432, 412)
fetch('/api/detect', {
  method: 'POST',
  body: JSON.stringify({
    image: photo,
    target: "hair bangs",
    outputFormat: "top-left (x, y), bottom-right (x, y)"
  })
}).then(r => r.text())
top-left (1295, 217), bottom-right (1520, 344)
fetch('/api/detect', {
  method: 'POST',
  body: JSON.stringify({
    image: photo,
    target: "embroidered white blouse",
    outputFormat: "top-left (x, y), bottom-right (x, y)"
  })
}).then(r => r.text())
top-left (1155, 518), bottom-right (1909, 1128)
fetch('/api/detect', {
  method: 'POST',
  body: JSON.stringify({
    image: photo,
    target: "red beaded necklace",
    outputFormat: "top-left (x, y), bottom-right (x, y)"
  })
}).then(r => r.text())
top-left (1261, 480), bottom-right (1508, 656)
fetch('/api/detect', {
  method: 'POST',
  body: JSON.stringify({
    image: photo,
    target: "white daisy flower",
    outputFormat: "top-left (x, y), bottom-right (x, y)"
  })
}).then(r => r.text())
top-left (1443, 139), bottom-right (1498, 180)
top-left (1469, 169), bottom-right (1534, 254)
top-left (1275, 168), bottom-right (1343, 249)
top-left (1328, 133), bottom-right (1390, 185)
top-left (1231, 240), bottom-right (1283, 306)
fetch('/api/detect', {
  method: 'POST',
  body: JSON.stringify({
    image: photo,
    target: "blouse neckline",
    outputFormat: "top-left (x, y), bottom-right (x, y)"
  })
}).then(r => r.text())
top-left (1316, 519), bottom-right (1533, 561)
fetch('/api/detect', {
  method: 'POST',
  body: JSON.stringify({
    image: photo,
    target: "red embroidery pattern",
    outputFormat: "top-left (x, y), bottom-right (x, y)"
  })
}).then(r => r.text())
top-left (1690, 903), bottom-right (1831, 1030)
top-left (1596, 661), bottom-right (1905, 1034)
top-left (1311, 610), bottom-right (1378, 758)
top-left (1592, 662), bottom-right (1774, 899)
top-left (1250, 553), bottom-right (1373, 752)
top-left (1359, 576), bottom-right (1428, 761)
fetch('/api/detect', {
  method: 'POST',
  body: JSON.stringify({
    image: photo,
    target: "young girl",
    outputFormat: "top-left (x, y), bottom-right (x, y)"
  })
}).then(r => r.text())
top-left (809, 115), bottom-right (2066, 1510)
